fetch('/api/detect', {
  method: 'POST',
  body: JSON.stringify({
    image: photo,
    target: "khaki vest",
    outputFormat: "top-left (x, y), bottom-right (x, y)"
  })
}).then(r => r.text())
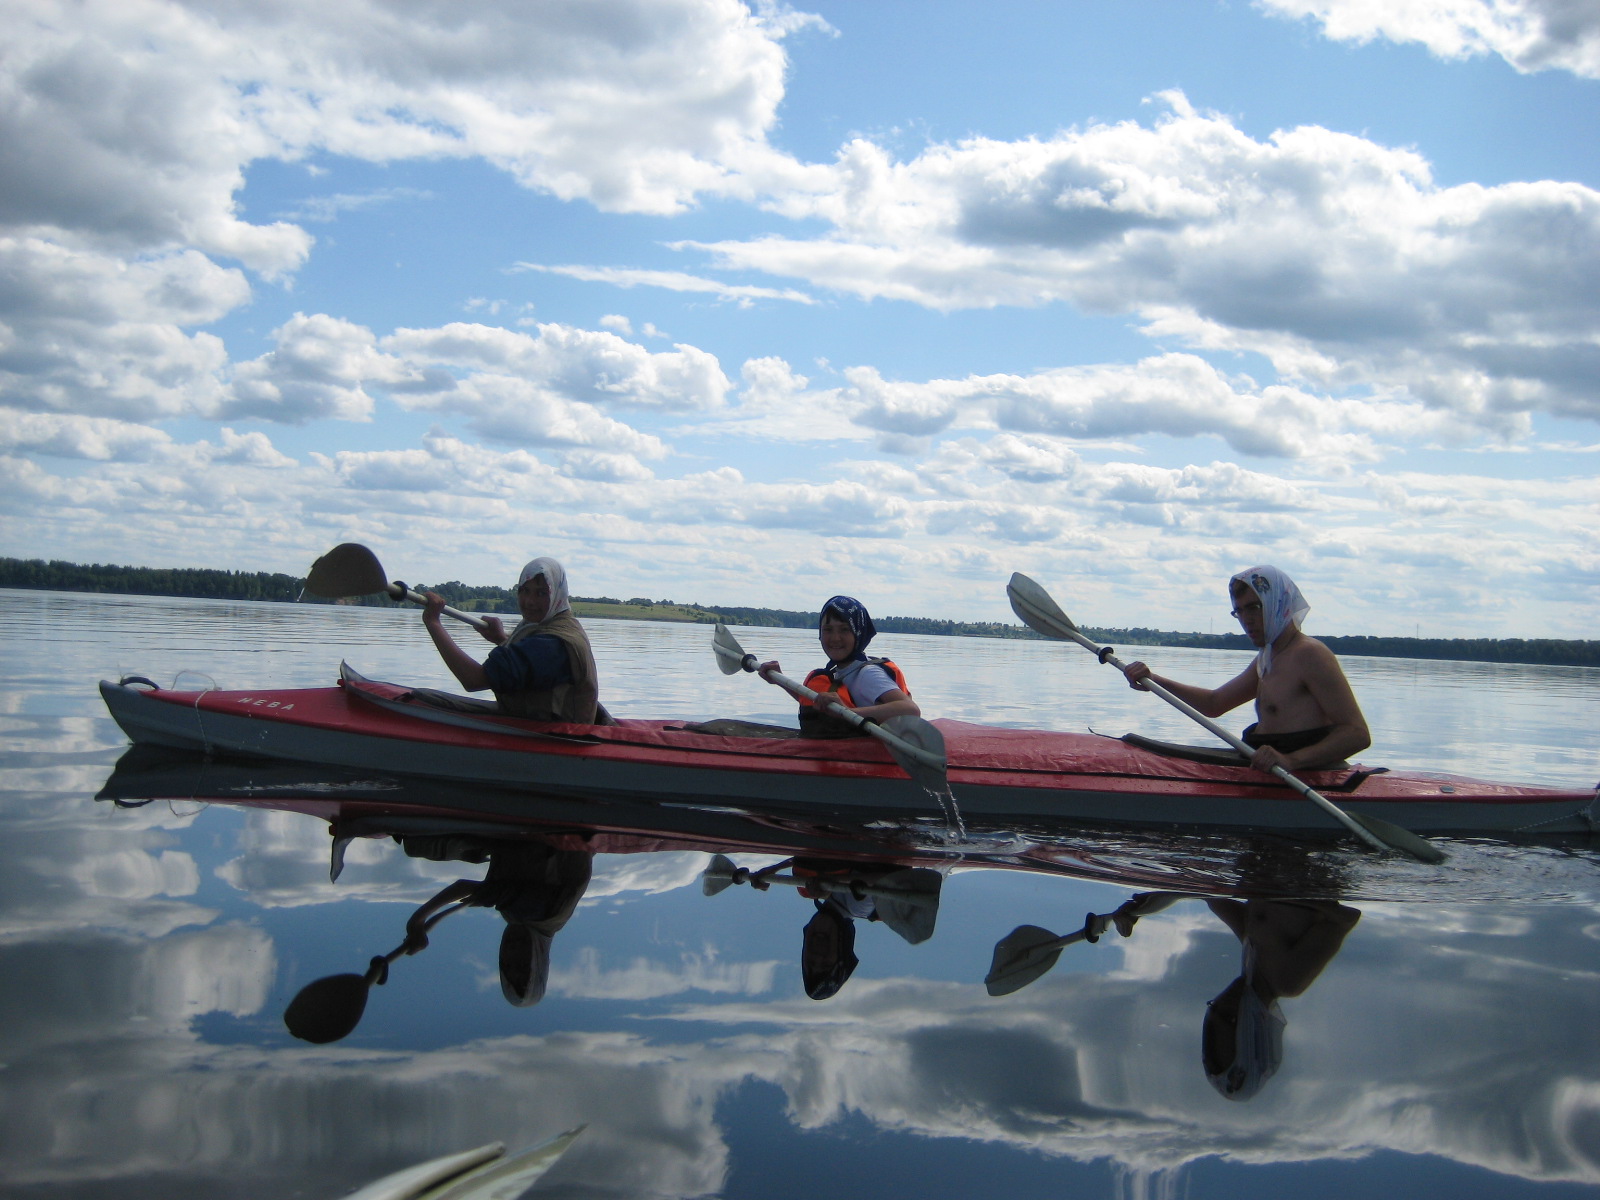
top-left (494, 611), bottom-right (600, 724)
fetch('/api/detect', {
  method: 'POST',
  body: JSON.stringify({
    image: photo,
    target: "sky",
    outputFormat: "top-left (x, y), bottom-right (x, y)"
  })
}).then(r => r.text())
top-left (1, 0), bottom-right (1598, 639)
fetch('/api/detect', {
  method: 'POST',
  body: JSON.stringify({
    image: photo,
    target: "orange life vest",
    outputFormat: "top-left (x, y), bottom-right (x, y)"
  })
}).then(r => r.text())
top-left (799, 657), bottom-right (911, 708)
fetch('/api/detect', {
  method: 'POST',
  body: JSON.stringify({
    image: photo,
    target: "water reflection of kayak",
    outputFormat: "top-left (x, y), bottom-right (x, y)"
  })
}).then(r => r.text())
top-left (98, 662), bottom-right (1598, 837)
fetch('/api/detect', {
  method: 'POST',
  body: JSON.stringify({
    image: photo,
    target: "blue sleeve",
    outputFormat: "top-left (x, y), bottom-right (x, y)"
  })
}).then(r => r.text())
top-left (483, 634), bottom-right (575, 694)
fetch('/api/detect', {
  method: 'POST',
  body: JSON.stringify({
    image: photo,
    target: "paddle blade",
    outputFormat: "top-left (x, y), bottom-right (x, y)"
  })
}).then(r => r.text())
top-left (283, 972), bottom-right (370, 1043)
top-left (1006, 572), bottom-right (1079, 641)
top-left (1348, 810), bottom-right (1448, 864)
top-left (339, 1143), bottom-right (506, 1200)
top-left (870, 867), bottom-right (942, 944)
top-left (712, 623), bottom-right (755, 675)
top-left (878, 715), bottom-right (950, 793)
top-left (985, 924), bottom-right (1071, 997)
top-left (305, 543), bottom-right (390, 599)
top-left (701, 853), bottom-right (738, 895)
top-left (426, 1125), bottom-right (586, 1200)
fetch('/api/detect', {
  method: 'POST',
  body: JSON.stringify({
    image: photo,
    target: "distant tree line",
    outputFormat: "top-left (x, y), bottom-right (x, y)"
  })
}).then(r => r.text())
top-left (0, 556), bottom-right (303, 602)
top-left (4, 556), bottom-right (1598, 667)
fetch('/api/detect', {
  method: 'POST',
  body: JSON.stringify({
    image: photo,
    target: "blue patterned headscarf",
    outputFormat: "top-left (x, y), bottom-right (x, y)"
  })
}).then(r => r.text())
top-left (1230, 565), bottom-right (1309, 677)
top-left (820, 595), bottom-right (876, 662)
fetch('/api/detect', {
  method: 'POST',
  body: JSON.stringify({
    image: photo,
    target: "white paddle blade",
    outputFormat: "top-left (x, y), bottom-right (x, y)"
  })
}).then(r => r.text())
top-left (876, 716), bottom-right (951, 796)
top-left (1006, 572), bottom-right (1079, 640)
top-left (712, 623), bottom-right (754, 676)
top-left (701, 853), bottom-right (739, 896)
top-left (426, 1126), bottom-right (586, 1200)
top-left (305, 543), bottom-right (390, 599)
top-left (880, 715), bottom-right (946, 765)
top-left (339, 1142), bottom-right (506, 1200)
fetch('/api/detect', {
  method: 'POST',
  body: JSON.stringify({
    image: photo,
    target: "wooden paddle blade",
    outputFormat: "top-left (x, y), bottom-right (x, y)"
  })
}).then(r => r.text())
top-left (1349, 810), bottom-right (1448, 864)
top-left (868, 867), bottom-right (943, 944)
top-left (712, 623), bottom-right (755, 675)
top-left (985, 924), bottom-right (1069, 996)
top-left (304, 543), bottom-right (390, 599)
top-left (1006, 572), bottom-right (1079, 640)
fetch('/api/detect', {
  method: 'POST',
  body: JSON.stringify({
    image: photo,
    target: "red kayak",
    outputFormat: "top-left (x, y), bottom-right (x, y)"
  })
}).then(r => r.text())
top-left (98, 663), bottom-right (1598, 836)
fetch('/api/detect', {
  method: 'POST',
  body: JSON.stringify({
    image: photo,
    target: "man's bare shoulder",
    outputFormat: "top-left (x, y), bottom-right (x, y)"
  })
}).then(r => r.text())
top-left (1280, 633), bottom-right (1357, 687)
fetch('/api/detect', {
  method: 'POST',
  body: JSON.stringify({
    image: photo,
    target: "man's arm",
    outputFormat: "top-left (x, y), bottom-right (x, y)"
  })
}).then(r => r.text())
top-left (1122, 661), bottom-right (1259, 718)
top-left (423, 593), bottom-right (491, 692)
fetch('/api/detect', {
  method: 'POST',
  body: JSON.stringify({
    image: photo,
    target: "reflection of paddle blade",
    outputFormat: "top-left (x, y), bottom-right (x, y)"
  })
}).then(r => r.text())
top-left (711, 623), bottom-right (752, 675)
top-left (870, 867), bottom-right (942, 944)
top-left (985, 924), bottom-right (1080, 997)
top-left (701, 853), bottom-right (738, 896)
top-left (304, 543), bottom-right (390, 599)
top-left (284, 972), bottom-right (371, 1043)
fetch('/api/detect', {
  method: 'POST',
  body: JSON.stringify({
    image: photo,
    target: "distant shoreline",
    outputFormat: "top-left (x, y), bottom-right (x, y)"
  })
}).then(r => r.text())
top-left (3, 556), bottom-right (1597, 668)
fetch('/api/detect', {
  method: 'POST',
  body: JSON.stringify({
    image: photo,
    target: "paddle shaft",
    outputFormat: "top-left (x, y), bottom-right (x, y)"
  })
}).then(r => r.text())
top-left (389, 581), bottom-right (493, 635)
top-left (1057, 626), bottom-right (1392, 854)
top-left (733, 652), bottom-right (946, 774)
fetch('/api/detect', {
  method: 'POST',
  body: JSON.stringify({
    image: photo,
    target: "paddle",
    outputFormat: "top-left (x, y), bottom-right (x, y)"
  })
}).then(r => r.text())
top-left (985, 892), bottom-right (1187, 996)
top-left (284, 883), bottom-right (474, 1043)
top-left (304, 542), bottom-right (493, 633)
top-left (1005, 573), bottom-right (1445, 864)
top-left (283, 957), bottom-right (389, 1044)
top-left (701, 853), bottom-right (942, 944)
top-left (711, 622), bottom-right (950, 793)
top-left (985, 914), bottom-right (1111, 996)
top-left (344, 1126), bottom-right (585, 1200)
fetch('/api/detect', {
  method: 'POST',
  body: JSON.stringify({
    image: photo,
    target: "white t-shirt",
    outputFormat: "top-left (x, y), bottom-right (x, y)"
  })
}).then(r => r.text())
top-left (833, 660), bottom-right (899, 706)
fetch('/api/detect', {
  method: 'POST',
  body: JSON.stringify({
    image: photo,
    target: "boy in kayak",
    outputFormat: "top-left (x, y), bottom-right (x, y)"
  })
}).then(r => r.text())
top-left (421, 556), bottom-right (602, 724)
top-left (758, 595), bottom-right (919, 737)
top-left (1120, 566), bottom-right (1369, 773)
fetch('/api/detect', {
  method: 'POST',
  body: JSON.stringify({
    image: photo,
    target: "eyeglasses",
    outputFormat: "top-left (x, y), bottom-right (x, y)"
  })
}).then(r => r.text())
top-left (1230, 600), bottom-right (1263, 619)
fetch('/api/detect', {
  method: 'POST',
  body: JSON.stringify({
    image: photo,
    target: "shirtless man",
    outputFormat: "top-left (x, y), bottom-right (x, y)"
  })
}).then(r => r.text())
top-left (1121, 565), bottom-right (1370, 774)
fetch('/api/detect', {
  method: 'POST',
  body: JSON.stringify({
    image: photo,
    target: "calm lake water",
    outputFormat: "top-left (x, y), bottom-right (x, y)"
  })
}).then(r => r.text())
top-left (2, 588), bottom-right (1599, 1199)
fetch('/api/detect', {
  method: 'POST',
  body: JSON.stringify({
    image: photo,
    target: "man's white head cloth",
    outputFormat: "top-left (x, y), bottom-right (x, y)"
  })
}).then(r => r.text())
top-left (518, 557), bottom-right (571, 620)
top-left (1230, 565), bottom-right (1308, 676)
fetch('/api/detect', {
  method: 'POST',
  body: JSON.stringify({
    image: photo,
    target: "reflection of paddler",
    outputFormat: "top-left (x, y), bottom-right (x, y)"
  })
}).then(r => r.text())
top-left (284, 838), bottom-right (592, 1042)
top-left (699, 854), bottom-right (942, 1001)
top-left (793, 858), bottom-right (930, 1000)
top-left (401, 838), bottom-right (592, 1006)
top-left (1201, 898), bottom-right (1361, 1100)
